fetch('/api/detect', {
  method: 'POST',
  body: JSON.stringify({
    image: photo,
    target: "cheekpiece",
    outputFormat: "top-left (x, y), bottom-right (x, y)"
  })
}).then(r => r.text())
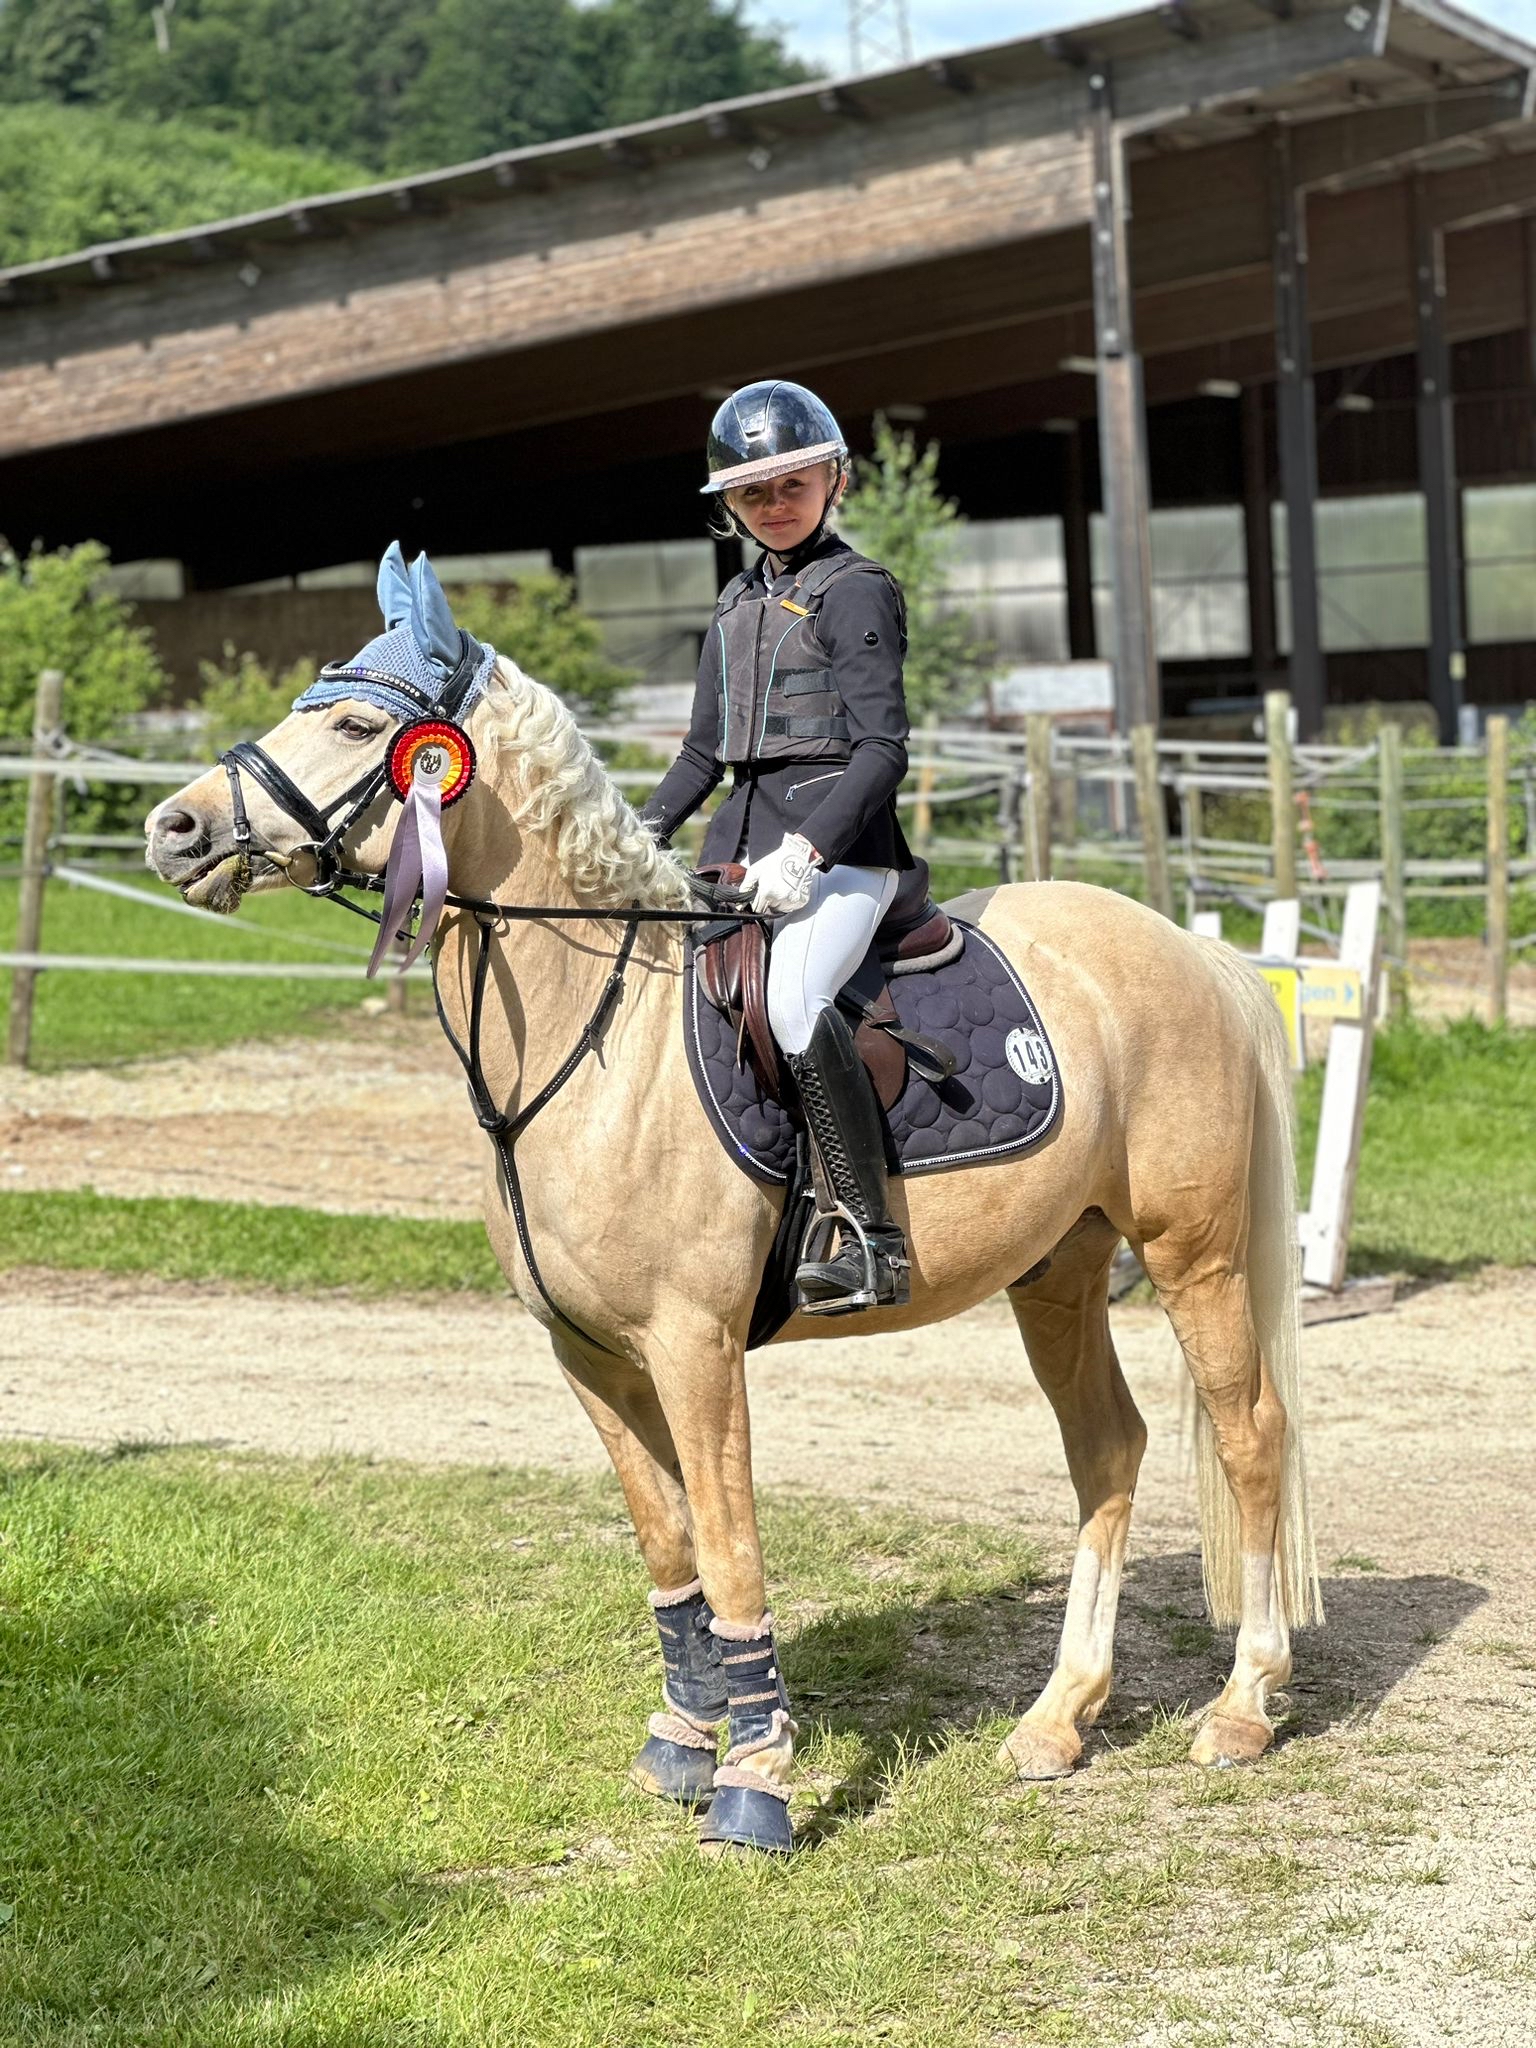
top-left (387, 720), bottom-right (476, 807)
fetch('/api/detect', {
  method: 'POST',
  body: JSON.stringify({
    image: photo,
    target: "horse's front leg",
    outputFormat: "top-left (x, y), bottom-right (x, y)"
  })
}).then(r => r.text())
top-left (640, 1313), bottom-right (796, 1857)
top-left (555, 1338), bottom-right (727, 1811)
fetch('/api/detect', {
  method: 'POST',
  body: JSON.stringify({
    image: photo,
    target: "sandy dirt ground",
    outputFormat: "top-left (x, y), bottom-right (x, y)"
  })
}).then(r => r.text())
top-left (0, 1262), bottom-right (1532, 2043)
top-left (0, 992), bottom-right (1532, 2041)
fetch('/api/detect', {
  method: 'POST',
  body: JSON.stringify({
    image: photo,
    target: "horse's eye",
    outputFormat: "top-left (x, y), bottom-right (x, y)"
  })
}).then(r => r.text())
top-left (336, 717), bottom-right (376, 740)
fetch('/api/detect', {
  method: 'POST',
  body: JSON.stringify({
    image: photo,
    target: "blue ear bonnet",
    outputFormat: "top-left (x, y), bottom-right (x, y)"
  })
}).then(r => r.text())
top-left (292, 543), bottom-right (497, 724)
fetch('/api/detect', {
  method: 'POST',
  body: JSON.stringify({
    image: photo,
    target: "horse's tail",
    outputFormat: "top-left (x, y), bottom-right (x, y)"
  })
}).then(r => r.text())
top-left (1193, 942), bottom-right (1324, 1629)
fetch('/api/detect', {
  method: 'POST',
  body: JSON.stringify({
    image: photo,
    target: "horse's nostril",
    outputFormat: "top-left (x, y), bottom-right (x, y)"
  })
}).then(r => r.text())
top-left (157, 808), bottom-right (200, 839)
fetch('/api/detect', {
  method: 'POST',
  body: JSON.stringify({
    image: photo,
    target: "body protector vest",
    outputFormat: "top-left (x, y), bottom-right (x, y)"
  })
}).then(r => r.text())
top-left (712, 549), bottom-right (906, 768)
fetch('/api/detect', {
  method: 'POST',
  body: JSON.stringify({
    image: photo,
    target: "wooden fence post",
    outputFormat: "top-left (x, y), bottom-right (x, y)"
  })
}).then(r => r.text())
top-left (1131, 722), bottom-right (1174, 921)
top-left (1025, 713), bottom-right (1053, 882)
top-left (1056, 741), bottom-right (1078, 881)
top-left (1487, 713), bottom-right (1510, 1027)
top-left (7, 669), bottom-right (64, 1068)
top-left (1265, 687), bottom-right (1297, 900)
top-left (1377, 721), bottom-right (1407, 1015)
top-left (912, 713), bottom-right (938, 859)
top-left (1181, 746), bottom-right (1203, 925)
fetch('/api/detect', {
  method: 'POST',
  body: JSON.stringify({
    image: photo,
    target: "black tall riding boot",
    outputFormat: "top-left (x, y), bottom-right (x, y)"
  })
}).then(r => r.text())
top-left (786, 1005), bottom-right (910, 1315)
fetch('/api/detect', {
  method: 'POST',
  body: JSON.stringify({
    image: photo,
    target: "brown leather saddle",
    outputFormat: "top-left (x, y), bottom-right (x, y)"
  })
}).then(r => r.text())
top-left (692, 857), bottom-right (961, 1109)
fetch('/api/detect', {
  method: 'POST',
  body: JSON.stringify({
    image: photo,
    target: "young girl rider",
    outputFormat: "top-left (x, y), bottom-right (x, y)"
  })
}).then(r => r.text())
top-left (640, 380), bottom-right (916, 1317)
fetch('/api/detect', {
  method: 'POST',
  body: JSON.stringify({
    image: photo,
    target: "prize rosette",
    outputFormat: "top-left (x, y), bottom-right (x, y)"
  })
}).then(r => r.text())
top-left (387, 720), bottom-right (476, 806)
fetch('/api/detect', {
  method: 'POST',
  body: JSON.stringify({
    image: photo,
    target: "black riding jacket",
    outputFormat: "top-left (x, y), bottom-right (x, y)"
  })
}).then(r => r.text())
top-left (639, 535), bottom-right (915, 872)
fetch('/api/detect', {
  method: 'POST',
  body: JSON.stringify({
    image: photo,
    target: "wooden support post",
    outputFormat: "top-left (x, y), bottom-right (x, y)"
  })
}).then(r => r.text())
top-left (1241, 384), bottom-right (1278, 678)
top-left (1378, 721), bottom-right (1407, 1015)
top-left (1089, 68), bottom-right (1159, 734)
top-left (1062, 422), bottom-right (1097, 661)
top-left (1265, 687), bottom-right (1298, 901)
top-left (1272, 132), bottom-right (1325, 741)
top-left (1487, 713), bottom-right (1510, 1027)
top-left (1132, 723), bottom-right (1173, 921)
top-left (911, 713), bottom-right (938, 858)
top-left (1025, 714), bottom-right (1053, 881)
top-left (1412, 173), bottom-right (1466, 747)
top-left (7, 670), bottom-right (64, 1069)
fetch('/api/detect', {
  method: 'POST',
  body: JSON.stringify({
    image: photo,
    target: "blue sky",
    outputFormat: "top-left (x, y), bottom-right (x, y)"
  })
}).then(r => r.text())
top-left (744, 0), bottom-right (1535, 75)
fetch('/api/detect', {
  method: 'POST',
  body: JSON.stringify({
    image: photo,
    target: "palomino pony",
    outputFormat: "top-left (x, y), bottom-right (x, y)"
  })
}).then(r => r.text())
top-left (146, 565), bottom-right (1320, 1856)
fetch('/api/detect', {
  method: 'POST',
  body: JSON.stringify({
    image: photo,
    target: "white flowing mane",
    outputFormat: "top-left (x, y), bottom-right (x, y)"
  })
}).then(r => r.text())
top-left (477, 656), bottom-right (696, 912)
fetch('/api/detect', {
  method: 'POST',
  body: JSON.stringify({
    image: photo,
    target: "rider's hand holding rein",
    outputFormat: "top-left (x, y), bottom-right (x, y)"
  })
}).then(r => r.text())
top-left (741, 832), bottom-right (820, 916)
top-left (638, 379), bottom-right (916, 1316)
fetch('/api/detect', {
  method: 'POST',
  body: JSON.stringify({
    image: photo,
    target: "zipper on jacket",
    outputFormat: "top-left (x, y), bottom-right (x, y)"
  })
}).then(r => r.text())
top-left (785, 770), bottom-right (843, 801)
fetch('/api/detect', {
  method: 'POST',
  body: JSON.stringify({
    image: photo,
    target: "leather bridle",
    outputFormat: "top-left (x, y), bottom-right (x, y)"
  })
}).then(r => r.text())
top-left (215, 645), bottom-right (761, 1357)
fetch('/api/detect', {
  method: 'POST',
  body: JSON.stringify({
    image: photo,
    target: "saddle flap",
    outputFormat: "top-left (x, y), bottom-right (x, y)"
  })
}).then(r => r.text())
top-left (854, 1019), bottom-right (907, 1112)
top-left (694, 864), bottom-right (780, 1099)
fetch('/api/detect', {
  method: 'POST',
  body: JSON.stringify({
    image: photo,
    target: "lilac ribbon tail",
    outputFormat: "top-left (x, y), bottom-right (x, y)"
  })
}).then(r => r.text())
top-left (366, 774), bottom-right (447, 977)
top-left (405, 779), bottom-right (449, 972)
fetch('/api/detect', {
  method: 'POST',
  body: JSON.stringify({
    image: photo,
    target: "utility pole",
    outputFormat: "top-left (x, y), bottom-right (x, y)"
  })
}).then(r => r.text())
top-left (848, 0), bottom-right (912, 73)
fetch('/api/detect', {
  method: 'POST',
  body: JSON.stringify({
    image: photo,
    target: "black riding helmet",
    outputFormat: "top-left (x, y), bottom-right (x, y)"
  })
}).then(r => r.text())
top-left (702, 379), bottom-right (848, 563)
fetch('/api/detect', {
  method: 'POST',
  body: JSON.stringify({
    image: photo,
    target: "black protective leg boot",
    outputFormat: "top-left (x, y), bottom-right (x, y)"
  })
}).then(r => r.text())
top-left (629, 1581), bottom-right (727, 1808)
top-left (786, 1006), bottom-right (910, 1315)
top-left (697, 1614), bottom-right (795, 1856)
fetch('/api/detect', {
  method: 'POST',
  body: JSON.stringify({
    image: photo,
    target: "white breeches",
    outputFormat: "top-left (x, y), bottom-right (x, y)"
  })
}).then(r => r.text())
top-left (766, 864), bottom-right (900, 1056)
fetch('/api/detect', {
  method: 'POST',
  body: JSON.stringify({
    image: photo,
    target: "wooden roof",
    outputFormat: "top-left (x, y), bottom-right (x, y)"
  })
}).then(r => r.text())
top-left (2, 0), bottom-right (1533, 581)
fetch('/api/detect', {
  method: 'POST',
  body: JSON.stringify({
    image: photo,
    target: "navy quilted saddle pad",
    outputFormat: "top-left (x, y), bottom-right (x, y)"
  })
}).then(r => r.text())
top-left (683, 918), bottom-right (1061, 1185)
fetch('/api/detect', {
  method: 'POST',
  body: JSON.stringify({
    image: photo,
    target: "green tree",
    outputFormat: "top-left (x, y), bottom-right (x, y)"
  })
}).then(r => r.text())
top-left (0, 540), bottom-right (168, 836)
top-left (0, 102), bottom-right (374, 265)
top-left (840, 415), bottom-right (999, 721)
top-left (570, 0), bottom-right (813, 131)
top-left (455, 573), bottom-right (633, 724)
top-left (191, 645), bottom-right (314, 756)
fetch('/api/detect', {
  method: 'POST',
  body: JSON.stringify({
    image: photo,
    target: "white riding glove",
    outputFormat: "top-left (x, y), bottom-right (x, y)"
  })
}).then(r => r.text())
top-left (741, 832), bottom-right (821, 917)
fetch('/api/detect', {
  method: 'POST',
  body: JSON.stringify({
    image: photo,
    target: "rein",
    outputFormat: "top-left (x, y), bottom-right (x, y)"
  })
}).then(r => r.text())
top-left (426, 889), bottom-right (761, 1358)
top-left (218, 693), bottom-right (761, 1354)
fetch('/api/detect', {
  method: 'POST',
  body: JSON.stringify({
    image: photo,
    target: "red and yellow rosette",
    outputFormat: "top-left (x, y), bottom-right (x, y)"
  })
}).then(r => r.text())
top-left (386, 720), bottom-right (476, 807)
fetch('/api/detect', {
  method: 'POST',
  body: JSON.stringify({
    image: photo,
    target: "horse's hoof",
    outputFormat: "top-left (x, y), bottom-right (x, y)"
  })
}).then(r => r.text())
top-left (1189, 1713), bottom-right (1272, 1767)
top-left (997, 1722), bottom-right (1082, 1781)
top-left (629, 1734), bottom-right (717, 1808)
top-left (697, 1782), bottom-right (793, 1857)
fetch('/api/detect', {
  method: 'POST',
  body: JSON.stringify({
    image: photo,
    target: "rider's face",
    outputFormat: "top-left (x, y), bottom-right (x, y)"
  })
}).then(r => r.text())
top-left (726, 464), bottom-right (839, 554)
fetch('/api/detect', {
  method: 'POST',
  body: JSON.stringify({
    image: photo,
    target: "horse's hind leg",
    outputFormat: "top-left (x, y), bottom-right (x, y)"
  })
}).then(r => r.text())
top-left (999, 1211), bottom-right (1148, 1780)
top-left (1139, 1242), bottom-right (1291, 1766)
top-left (555, 1338), bottom-right (726, 1809)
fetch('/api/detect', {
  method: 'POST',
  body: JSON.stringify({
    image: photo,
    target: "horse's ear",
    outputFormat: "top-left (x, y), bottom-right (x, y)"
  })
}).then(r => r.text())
top-left (408, 553), bottom-right (461, 673)
top-left (376, 541), bottom-right (411, 629)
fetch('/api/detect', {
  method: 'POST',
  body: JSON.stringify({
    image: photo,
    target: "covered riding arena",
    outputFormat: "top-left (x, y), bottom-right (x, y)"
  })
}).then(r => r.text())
top-left (3, 0), bottom-right (1536, 736)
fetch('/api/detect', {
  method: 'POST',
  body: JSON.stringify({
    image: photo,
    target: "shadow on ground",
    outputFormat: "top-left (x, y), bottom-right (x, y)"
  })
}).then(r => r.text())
top-left (787, 1550), bottom-right (1487, 1846)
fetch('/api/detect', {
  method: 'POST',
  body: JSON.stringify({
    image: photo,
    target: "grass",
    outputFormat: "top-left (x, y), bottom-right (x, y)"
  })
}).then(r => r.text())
top-left (0, 1448), bottom-right (1409, 2048)
top-left (0, 876), bottom-right (376, 1069)
top-left (1296, 1015), bottom-right (1536, 1277)
top-left (0, 1190), bottom-right (501, 1297)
